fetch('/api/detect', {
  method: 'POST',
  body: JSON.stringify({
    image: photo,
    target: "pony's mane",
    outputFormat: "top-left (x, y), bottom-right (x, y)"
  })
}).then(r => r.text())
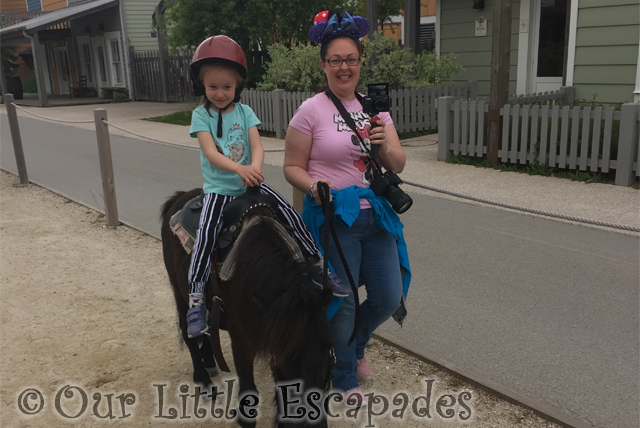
top-left (160, 190), bottom-right (187, 222)
top-left (228, 217), bottom-right (333, 366)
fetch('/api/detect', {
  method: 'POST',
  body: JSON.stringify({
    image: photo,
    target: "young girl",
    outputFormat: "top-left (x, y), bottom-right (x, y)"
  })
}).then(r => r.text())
top-left (186, 35), bottom-right (350, 338)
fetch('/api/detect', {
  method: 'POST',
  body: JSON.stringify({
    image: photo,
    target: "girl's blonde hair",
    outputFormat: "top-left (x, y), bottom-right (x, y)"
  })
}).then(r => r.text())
top-left (199, 63), bottom-right (244, 116)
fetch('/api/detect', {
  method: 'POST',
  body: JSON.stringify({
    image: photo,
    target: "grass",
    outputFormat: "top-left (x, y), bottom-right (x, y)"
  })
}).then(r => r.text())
top-left (446, 154), bottom-right (616, 185)
top-left (143, 110), bottom-right (191, 126)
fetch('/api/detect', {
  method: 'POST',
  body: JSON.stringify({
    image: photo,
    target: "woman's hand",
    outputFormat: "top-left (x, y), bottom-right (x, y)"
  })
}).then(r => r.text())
top-left (236, 164), bottom-right (264, 187)
top-left (369, 118), bottom-right (389, 150)
top-left (310, 179), bottom-right (333, 206)
top-left (369, 120), bottom-right (406, 173)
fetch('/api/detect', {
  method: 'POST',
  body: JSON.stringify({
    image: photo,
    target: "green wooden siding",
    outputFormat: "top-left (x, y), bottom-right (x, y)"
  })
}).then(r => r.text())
top-left (440, 0), bottom-right (521, 97)
top-left (573, 1), bottom-right (639, 103)
top-left (121, 0), bottom-right (159, 51)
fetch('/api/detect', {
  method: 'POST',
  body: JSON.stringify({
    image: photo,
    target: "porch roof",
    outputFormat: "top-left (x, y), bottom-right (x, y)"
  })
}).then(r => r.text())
top-left (0, 0), bottom-right (119, 45)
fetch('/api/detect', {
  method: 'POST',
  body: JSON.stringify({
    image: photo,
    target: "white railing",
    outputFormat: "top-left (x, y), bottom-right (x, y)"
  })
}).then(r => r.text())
top-left (241, 81), bottom-right (479, 138)
top-left (438, 97), bottom-right (640, 186)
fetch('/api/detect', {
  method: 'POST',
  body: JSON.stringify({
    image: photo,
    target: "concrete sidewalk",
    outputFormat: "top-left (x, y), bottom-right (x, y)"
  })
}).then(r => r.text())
top-left (1, 100), bottom-right (638, 233)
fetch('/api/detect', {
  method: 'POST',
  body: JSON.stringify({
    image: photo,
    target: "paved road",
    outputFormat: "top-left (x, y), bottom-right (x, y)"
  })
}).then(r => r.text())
top-left (2, 114), bottom-right (638, 428)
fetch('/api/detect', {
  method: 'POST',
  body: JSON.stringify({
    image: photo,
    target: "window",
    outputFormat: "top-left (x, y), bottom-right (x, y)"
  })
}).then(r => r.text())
top-left (109, 39), bottom-right (123, 85)
top-left (82, 44), bottom-right (94, 84)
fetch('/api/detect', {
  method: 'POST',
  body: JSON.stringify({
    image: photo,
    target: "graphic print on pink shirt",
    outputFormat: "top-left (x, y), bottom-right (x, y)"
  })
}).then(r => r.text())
top-left (333, 111), bottom-right (376, 186)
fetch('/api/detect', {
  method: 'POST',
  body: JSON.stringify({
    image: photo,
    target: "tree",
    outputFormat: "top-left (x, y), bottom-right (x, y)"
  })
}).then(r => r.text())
top-left (342, 0), bottom-right (404, 32)
top-left (164, 0), bottom-right (338, 51)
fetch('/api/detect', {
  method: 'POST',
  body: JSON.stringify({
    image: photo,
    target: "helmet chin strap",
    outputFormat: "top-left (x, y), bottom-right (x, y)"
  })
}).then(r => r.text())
top-left (216, 101), bottom-right (234, 138)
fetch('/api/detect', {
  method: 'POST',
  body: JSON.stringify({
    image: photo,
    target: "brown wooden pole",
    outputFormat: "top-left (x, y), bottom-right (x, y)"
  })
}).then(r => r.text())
top-left (486, 0), bottom-right (512, 165)
top-left (93, 108), bottom-right (119, 227)
top-left (292, 188), bottom-right (304, 214)
top-left (4, 93), bottom-right (29, 184)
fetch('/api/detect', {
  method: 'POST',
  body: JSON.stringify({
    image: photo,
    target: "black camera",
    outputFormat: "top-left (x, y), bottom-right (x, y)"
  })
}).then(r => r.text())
top-left (361, 83), bottom-right (413, 214)
top-left (362, 83), bottom-right (390, 160)
top-left (370, 170), bottom-right (413, 214)
top-left (362, 83), bottom-right (390, 116)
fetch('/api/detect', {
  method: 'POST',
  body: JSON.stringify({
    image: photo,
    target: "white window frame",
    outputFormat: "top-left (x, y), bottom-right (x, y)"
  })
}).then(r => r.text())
top-left (104, 31), bottom-right (125, 87)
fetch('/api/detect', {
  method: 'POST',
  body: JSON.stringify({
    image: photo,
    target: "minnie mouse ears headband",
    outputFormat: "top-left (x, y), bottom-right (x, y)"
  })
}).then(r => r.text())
top-left (308, 10), bottom-right (369, 46)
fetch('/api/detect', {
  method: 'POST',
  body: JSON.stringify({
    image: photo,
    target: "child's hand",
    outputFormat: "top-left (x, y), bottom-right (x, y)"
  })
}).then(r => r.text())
top-left (237, 165), bottom-right (264, 187)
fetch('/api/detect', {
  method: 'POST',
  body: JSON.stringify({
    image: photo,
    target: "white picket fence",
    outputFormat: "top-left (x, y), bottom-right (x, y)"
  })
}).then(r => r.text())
top-left (437, 97), bottom-right (640, 186)
top-left (240, 81), bottom-right (479, 138)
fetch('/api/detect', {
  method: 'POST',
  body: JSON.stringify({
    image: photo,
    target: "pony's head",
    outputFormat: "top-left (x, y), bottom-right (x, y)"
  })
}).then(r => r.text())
top-left (223, 216), bottom-right (335, 395)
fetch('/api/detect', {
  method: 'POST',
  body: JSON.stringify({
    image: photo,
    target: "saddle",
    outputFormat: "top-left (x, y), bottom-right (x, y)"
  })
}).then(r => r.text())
top-left (169, 186), bottom-right (282, 266)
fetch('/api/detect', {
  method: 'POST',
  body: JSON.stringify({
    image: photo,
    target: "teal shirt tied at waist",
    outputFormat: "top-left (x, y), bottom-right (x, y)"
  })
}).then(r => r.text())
top-left (302, 186), bottom-right (411, 323)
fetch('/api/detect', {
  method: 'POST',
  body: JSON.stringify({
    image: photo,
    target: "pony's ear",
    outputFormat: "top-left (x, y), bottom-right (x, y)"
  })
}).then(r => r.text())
top-left (319, 288), bottom-right (333, 310)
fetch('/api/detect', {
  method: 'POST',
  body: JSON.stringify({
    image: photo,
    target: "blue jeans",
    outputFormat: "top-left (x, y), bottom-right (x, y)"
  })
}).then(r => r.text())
top-left (320, 209), bottom-right (403, 392)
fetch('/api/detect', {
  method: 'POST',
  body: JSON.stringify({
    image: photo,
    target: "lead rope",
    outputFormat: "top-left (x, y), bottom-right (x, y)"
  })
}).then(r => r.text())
top-left (317, 182), bottom-right (360, 346)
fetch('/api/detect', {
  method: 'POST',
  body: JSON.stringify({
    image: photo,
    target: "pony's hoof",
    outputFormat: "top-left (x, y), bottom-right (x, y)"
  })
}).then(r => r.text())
top-left (206, 366), bottom-right (220, 378)
top-left (199, 385), bottom-right (219, 403)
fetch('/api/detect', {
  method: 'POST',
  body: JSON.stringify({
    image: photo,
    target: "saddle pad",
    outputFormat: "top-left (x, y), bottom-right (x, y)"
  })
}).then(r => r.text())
top-left (169, 195), bottom-right (203, 254)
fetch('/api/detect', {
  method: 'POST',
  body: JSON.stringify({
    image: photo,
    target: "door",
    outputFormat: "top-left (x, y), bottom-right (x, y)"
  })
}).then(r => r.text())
top-left (92, 36), bottom-right (110, 92)
top-left (55, 45), bottom-right (71, 95)
top-left (531, 0), bottom-right (568, 93)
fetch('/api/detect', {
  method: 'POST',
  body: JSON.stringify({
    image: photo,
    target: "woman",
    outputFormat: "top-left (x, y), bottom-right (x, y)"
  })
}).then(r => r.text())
top-left (283, 10), bottom-right (411, 407)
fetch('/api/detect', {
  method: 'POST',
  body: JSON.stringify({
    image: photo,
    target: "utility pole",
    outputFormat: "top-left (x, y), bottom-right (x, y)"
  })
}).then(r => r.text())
top-left (403, 0), bottom-right (420, 54)
top-left (367, 0), bottom-right (378, 39)
top-left (487, 0), bottom-right (512, 165)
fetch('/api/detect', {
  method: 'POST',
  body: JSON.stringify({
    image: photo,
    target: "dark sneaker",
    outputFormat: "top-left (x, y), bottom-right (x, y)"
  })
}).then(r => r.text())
top-left (310, 271), bottom-right (352, 297)
top-left (187, 305), bottom-right (209, 338)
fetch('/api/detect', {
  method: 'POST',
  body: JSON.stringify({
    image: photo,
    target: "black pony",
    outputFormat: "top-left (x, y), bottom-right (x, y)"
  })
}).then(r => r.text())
top-left (160, 188), bottom-right (334, 427)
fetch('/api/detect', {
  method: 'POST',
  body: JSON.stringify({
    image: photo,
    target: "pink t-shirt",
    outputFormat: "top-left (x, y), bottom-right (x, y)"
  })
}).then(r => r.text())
top-left (289, 93), bottom-right (393, 208)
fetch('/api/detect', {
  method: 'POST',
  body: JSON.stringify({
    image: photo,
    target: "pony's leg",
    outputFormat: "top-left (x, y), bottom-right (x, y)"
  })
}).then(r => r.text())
top-left (199, 336), bottom-right (219, 377)
top-left (230, 339), bottom-right (258, 428)
top-left (184, 335), bottom-right (214, 389)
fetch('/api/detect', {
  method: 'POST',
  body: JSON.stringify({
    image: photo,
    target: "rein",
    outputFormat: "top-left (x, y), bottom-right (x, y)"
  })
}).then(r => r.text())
top-left (317, 182), bottom-right (360, 347)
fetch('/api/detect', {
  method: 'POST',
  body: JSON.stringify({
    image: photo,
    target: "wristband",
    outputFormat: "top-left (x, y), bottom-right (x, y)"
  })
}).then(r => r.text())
top-left (308, 182), bottom-right (315, 197)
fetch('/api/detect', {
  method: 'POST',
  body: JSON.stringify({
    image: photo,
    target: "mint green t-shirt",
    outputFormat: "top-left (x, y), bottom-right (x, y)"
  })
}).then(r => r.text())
top-left (190, 103), bottom-right (261, 195)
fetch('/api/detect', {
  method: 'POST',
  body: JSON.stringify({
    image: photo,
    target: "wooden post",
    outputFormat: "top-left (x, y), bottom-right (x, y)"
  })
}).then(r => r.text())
top-left (93, 109), bottom-right (119, 227)
top-left (292, 188), bottom-right (304, 214)
top-left (273, 89), bottom-right (285, 139)
top-left (31, 32), bottom-right (50, 107)
top-left (4, 93), bottom-right (29, 184)
top-left (486, 0), bottom-right (512, 165)
top-left (155, 5), bottom-right (170, 103)
top-left (437, 96), bottom-right (455, 161)
top-left (0, 51), bottom-right (8, 98)
top-left (615, 103), bottom-right (640, 186)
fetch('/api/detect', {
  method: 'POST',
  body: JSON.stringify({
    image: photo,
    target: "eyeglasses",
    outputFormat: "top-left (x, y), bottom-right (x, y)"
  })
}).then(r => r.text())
top-left (324, 57), bottom-right (361, 67)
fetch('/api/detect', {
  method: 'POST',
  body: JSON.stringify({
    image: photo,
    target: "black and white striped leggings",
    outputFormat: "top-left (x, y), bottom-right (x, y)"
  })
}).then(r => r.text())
top-left (188, 183), bottom-right (321, 294)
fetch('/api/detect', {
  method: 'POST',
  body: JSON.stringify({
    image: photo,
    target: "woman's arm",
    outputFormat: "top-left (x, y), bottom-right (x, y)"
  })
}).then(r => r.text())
top-left (197, 131), bottom-right (264, 186)
top-left (284, 126), bottom-right (332, 204)
top-left (369, 120), bottom-right (406, 173)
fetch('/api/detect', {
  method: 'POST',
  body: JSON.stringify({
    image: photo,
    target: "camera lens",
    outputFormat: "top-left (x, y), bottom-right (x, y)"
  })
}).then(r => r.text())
top-left (386, 186), bottom-right (413, 214)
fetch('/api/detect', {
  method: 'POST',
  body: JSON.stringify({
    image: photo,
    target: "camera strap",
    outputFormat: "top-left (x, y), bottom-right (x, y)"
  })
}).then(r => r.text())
top-left (325, 89), bottom-right (381, 166)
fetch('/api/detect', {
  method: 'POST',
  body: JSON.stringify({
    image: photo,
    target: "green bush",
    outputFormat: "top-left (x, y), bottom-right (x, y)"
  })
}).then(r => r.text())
top-left (257, 44), bottom-right (324, 92)
top-left (258, 32), bottom-right (465, 93)
top-left (405, 50), bottom-right (463, 89)
top-left (360, 33), bottom-right (413, 90)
